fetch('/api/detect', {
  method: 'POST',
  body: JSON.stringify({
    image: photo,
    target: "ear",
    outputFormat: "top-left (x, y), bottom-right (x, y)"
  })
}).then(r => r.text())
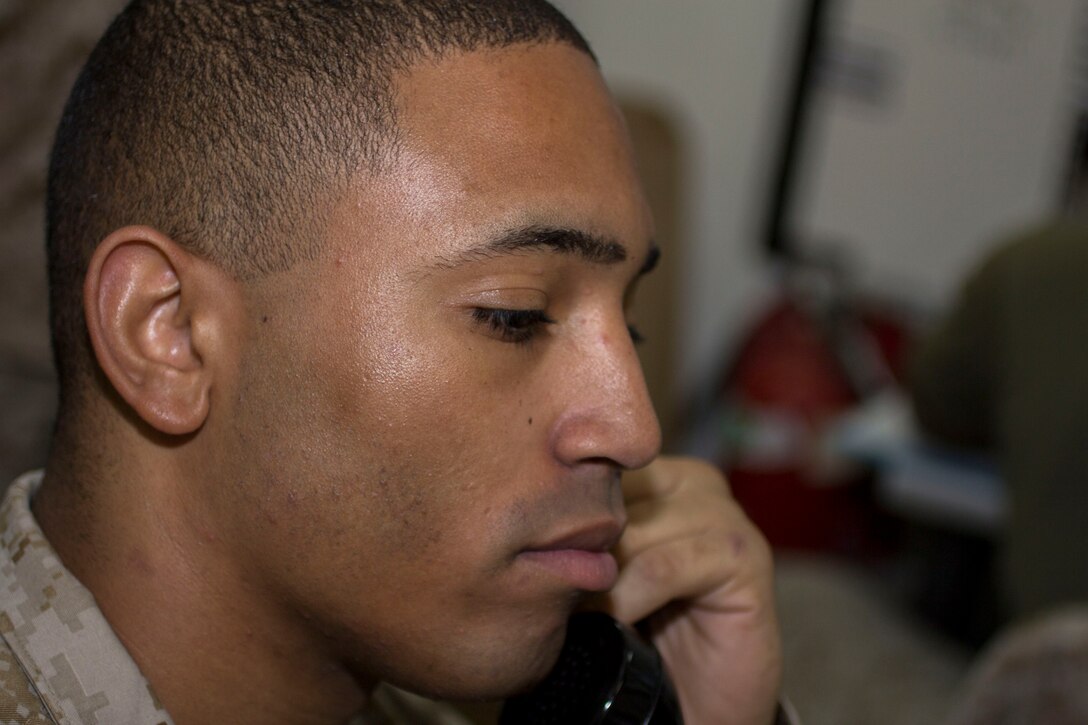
top-left (84, 226), bottom-right (238, 436)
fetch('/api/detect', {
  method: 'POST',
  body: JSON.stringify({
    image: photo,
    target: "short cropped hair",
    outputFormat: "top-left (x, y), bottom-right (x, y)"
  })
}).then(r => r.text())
top-left (46, 0), bottom-right (592, 405)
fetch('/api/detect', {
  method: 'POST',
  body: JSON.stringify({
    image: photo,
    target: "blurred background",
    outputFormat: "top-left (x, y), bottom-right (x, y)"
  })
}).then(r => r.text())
top-left (5, 0), bottom-right (1088, 723)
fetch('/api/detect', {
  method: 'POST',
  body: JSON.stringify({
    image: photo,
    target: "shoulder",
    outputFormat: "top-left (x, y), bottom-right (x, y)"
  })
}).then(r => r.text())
top-left (976, 220), bottom-right (1088, 282)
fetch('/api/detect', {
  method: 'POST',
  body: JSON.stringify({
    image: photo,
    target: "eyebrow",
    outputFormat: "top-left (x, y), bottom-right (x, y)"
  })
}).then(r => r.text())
top-left (432, 224), bottom-right (660, 274)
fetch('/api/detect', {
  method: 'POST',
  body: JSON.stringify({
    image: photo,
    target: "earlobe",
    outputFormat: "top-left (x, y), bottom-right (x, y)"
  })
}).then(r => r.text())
top-left (85, 227), bottom-right (218, 436)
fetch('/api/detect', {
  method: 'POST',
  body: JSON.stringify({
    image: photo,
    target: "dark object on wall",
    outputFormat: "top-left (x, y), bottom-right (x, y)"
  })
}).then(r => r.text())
top-left (761, 0), bottom-right (832, 258)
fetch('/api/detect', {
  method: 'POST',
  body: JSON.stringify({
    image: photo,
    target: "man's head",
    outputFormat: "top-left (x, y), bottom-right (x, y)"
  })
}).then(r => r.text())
top-left (47, 0), bottom-right (592, 408)
top-left (42, 0), bottom-right (662, 707)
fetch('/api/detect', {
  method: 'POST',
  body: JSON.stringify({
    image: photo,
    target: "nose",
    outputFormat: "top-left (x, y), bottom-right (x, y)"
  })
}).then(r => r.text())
top-left (550, 315), bottom-right (662, 471)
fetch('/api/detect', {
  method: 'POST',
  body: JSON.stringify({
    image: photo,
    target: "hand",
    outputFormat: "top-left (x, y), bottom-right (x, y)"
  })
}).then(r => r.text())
top-left (591, 457), bottom-right (782, 725)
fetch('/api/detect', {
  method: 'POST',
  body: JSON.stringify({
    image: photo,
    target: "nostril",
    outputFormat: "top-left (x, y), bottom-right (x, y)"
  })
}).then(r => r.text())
top-left (549, 408), bottom-right (649, 470)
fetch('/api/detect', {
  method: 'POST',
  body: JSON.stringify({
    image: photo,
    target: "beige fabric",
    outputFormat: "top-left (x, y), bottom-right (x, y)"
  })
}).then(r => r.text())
top-left (0, 472), bottom-right (469, 724)
top-left (946, 606), bottom-right (1088, 725)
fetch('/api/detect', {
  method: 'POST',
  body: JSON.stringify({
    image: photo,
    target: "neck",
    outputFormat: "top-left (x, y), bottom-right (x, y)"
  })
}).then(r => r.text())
top-left (37, 430), bottom-right (371, 725)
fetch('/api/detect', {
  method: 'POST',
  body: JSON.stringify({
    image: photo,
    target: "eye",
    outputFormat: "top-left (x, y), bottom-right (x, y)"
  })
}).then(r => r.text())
top-left (627, 324), bottom-right (646, 345)
top-left (472, 308), bottom-right (555, 345)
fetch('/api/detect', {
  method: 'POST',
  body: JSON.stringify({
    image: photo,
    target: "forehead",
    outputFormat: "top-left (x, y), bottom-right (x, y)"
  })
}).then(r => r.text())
top-left (328, 43), bottom-right (653, 267)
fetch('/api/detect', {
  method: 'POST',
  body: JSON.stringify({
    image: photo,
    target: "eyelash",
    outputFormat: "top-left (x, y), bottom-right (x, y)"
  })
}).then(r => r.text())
top-left (472, 308), bottom-right (556, 345)
top-left (471, 308), bottom-right (646, 346)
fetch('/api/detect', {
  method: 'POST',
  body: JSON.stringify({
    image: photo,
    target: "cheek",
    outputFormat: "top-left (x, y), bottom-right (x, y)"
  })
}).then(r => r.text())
top-left (311, 331), bottom-right (543, 544)
top-left (329, 321), bottom-right (546, 465)
top-left (235, 300), bottom-right (557, 569)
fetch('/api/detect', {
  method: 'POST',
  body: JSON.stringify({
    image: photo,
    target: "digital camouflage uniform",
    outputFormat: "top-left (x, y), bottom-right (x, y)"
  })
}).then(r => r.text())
top-left (0, 472), bottom-right (468, 725)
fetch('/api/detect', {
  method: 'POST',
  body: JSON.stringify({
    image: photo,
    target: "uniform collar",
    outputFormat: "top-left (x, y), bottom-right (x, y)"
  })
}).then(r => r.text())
top-left (0, 471), bottom-right (172, 724)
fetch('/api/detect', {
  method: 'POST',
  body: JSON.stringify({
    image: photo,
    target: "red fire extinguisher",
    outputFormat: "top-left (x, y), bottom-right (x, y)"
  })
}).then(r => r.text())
top-left (712, 282), bottom-right (907, 553)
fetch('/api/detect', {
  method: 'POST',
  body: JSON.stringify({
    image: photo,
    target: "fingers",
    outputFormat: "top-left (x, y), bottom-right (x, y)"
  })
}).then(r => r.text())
top-left (599, 457), bottom-right (773, 625)
top-left (608, 529), bottom-right (744, 623)
top-left (598, 457), bottom-right (782, 725)
top-left (622, 456), bottom-right (732, 503)
top-left (622, 455), bottom-right (731, 500)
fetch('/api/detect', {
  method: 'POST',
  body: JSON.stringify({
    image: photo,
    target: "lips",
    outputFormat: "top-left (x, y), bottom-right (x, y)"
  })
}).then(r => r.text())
top-left (526, 519), bottom-right (625, 554)
top-left (519, 519), bottom-right (625, 592)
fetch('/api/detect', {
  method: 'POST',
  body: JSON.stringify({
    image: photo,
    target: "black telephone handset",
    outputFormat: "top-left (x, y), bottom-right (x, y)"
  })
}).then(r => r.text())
top-left (499, 612), bottom-right (684, 725)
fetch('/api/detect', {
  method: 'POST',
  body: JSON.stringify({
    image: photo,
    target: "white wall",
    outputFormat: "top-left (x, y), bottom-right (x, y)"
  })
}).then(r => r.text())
top-left (794, 0), bottom-right (1083, 308)
top-left (553, 0), bottom-right (799, 398)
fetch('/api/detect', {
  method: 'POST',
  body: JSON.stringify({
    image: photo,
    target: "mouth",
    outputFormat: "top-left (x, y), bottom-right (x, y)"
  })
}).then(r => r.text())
top-left (518, 519), bottom-right (626, 592)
